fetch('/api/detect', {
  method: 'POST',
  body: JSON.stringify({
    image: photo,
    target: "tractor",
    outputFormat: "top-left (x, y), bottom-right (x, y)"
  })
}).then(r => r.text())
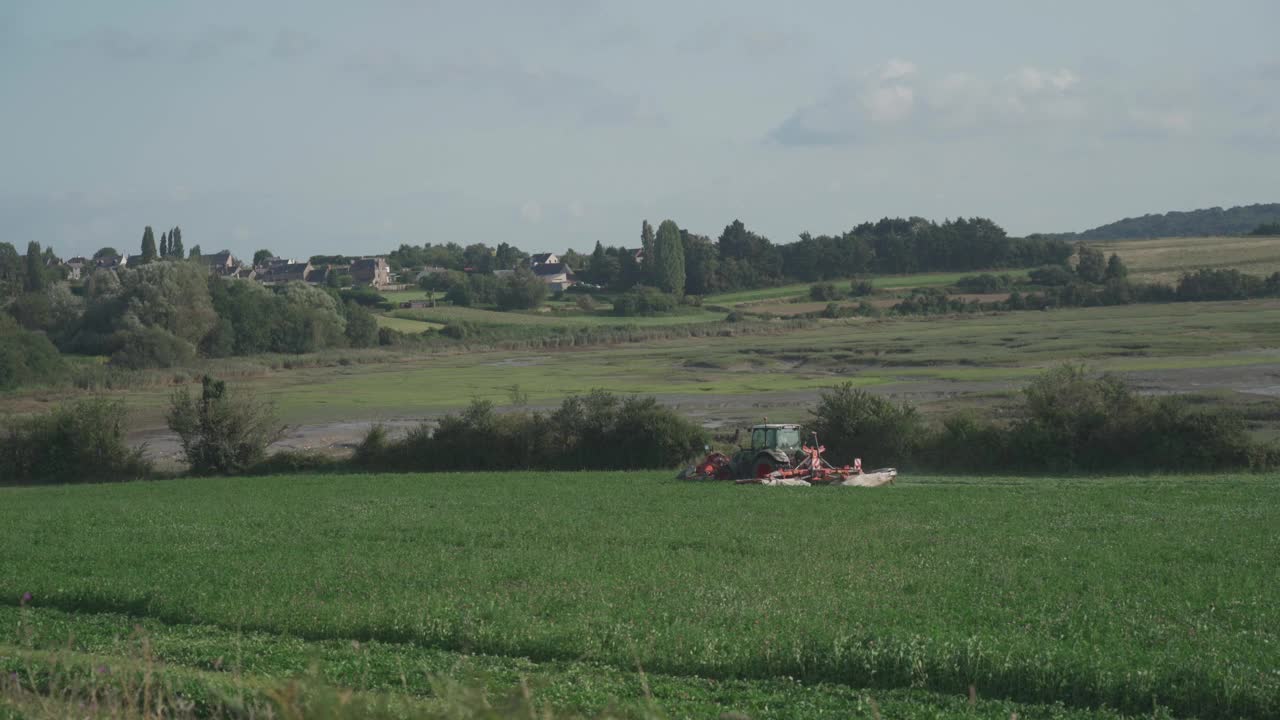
top-left (681, 422), bottom-right (897, 487)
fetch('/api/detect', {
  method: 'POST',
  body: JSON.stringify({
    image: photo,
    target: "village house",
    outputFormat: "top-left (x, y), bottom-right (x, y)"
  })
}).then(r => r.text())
top-left (529, 252), bottom-right (559, 267)
top-left (532, 262), bottom-right (575, 292)
top-left (94, 254), bottom-right (126, 270)
top-left (259, 261), bottom-right (313, 285)
top-left (349, 257), bottom-right (390, 288)
top-left (63, 257), bottom-right (87, 280)
top-left (200, 250), bottom-right (241, 276)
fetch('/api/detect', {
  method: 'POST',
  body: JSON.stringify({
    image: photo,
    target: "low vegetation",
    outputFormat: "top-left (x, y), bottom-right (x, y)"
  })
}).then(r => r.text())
top-left (2, 472), bottom-right (1276, 718)
top-left (354, 389), bottom-right (707, 473)
top-left (0, 398), bottom-right (149, 485)
top-left (810, 365), bottom-right (1277, 473)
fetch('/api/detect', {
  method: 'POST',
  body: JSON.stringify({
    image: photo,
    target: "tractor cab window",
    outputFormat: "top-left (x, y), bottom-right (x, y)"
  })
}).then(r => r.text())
top-left (776, 427), bottom-right (801, 451)
top-left (751, 427), bottom-right (768, 450)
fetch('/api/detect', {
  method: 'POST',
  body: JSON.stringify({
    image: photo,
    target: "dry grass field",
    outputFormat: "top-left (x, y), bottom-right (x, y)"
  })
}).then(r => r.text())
top-left (1095, 235), bottom-right (1280, 283)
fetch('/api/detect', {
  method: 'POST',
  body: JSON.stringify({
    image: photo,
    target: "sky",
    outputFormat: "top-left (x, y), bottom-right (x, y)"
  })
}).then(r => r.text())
top-left (2, 0), bottom-right (1278, 259)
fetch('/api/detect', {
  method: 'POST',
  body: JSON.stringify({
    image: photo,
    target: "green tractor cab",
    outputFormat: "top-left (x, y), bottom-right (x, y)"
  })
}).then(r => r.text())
top-left (683, 423), bottom-right (803, 481)
top-left (732, 423), bottom-right (802, 479)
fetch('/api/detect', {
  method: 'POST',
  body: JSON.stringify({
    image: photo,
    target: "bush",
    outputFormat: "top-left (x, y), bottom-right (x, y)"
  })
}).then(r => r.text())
top-left (613, 286), bottom-right (678, 316)
top-left (0, 314), bottom-right (67, 390)
top-left (916, 364), bottom-right (1277, 473)
top-left (575, 295), bottom-right (597, 312)
top-left (358, 390), bottom-right (708, 472)
top-left (808, 382), bottom-right (923, 467)
top-left (809, 282), bottom-right (838, 301)
top-left (1028, 265), bottom-right (1075, 287)
top-left (108, 326), bottom-right (197, 369)
top-left (496, 267), bottom-right (548, 311)
top-left (849, 280), bottom-right (875, 297)
top-left (167, 376), bottom-right (286, 475)
top-left (343, 301), bottom-right (379, 348)
top-left (955, 273), bottom-right (1014, 293)
top-left (0, 398), bottom-right (150, 485)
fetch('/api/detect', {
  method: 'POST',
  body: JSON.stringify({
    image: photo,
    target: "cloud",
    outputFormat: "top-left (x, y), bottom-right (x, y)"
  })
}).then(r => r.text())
top-left (271, 29), bottom-right (317, 60)
top-left (345, 50), bottom-right (663, 128)
top-left (74, 26), bottom-right (255, 64)
top-left (520, 200), bottom-right (543, 223)
top-left (567, 200), bottom-right (586, 219)
top-left (768, 60), bottom-right (1132, 146)
top-left (675, 19), bottom-right (808, 58)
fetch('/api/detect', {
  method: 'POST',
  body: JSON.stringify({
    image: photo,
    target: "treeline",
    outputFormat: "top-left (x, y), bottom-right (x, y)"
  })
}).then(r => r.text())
top-left (573, 217), bottom-right (1072, 296)
top-left (812, 366), bottom-right (1277, 473)
top-left (1054, 202), bottom-right (1280, 241)
top-left (5, 260), bottom-right (382, 374)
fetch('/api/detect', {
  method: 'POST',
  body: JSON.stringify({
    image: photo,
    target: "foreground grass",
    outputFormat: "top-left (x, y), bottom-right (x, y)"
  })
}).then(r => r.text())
top-left (2, 473), bottom-right (1276, 718)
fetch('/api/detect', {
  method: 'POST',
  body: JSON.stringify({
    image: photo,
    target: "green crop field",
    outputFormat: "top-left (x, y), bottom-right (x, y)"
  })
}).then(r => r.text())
top-left (2, 472), bottom-right (1276, 718)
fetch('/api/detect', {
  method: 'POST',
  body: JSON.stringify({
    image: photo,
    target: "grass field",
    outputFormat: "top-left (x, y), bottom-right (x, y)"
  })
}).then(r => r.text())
top-left (704, 271), bottom-right (1013, 306)
top-left (390, 304), bottom-right (726, 327)
top-left (4, 298), bottom-right (1280, 433)
top-left (1097, 235), bottom-right (1280, 283)
top-left (2, 472), bottom-right (1276, 718)
top-left (373, 314), bottom-right (444, 333)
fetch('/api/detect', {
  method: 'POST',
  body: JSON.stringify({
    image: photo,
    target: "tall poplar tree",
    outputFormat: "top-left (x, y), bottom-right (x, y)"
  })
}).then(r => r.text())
top-left (24, 241), bottom-right (46, 292)
top-left (160, 231), bottom-right (169, 259)
top-left (652, 220), bottom-right (685, 295)
top-left (169, 226), bottom-right (184, 259)
top-left (140, 226), bottom-right (157, 264)
top-left (640, 220), bottom-right (655, 283)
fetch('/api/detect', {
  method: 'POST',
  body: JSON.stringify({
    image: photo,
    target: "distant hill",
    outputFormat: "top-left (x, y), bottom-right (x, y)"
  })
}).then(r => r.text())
top-left (1051, 203), bottom-right (1280, 241)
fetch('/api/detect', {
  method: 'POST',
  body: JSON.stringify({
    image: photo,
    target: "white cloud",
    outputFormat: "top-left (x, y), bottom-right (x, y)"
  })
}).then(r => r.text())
top-left (770, 61), bottom-right (1108, 145)
top-left (567, 200), bottom-right (586, 218)
top-left (864, 85), bottom-right (915, 123)
top-left (880, 58), bottom-right (917, 81)
top-left (520, 200), bottom-right (543, 223)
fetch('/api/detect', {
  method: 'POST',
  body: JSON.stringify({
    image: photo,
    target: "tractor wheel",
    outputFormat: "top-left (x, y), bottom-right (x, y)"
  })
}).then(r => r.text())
top-left (753, 456), bottom-right (777, 479)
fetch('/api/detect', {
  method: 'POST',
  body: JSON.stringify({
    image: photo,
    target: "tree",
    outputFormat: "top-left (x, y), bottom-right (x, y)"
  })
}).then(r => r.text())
top-left (1075, 245), bottom-right (1106, 283)
top-left (167, 375), bottom-right (285, 475)
top-left (343, 301), bottom-right (379, 347)
top-left (93, 247), bottom-right (119, 260)
top-left (160, 232), bottom-right (169, 259)
top-left (253, 249), bottom-right (274, 267)
top-left (1104, 253), bottom-right (1129, 282)
top-left (24, 241), bottom-right (46, 292)
top-left (495, 267), bottom-right (548, 310)
top-left (652, 220), bottom-right (685, 295)
top-left (640, 220), bottom-right (655, 283)
top-left (140, 226), bottom-right (157, 264)
top-left (169, 227), bottom-right (184, 259)
top-left (188, 244), bottom-right (201, 259)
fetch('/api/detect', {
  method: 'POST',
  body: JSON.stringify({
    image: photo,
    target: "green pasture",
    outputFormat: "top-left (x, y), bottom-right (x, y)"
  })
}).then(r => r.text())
top-left (704, 271), bottom-right (995, 306)
top-left (2, 472), bottom-right (1276, 718)
top-left (4, 298), bottom-right (1280, 433)
top-left (373, 314), bottom-right (444, 333)
top-left (391, 304), bottom-right (724, 327)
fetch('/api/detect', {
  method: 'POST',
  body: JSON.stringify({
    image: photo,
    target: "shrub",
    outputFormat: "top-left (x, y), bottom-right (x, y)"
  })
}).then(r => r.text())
top-left (496, 267), bottom-right (548, 311)
top-left (613, 286), bottom-right (678, 316)
top-left (359, 390), bottom-right (708, 472)
top-left (108, 326), bottom-right (197, 369)
top-left (955, 273), bottom-right (1014, 293)
top-left (0, 314), bottom-right (67, 390)
top-left (343, 301), bottom-right (379, 348)
top-left (808, 382), bottom-right (923, 467)
top-left (1028, 265), bottom-right (1075, 286)
top-left (849, 280), bottom-right (875, 297)
top-left (809, 282), bottom-right (838, 301)
top-left (575, 294), bottom-right (596, 312)
top-left (167, 376), bottom-right (286, 475)
top-left (0, 398), bottom-right (150, 485)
